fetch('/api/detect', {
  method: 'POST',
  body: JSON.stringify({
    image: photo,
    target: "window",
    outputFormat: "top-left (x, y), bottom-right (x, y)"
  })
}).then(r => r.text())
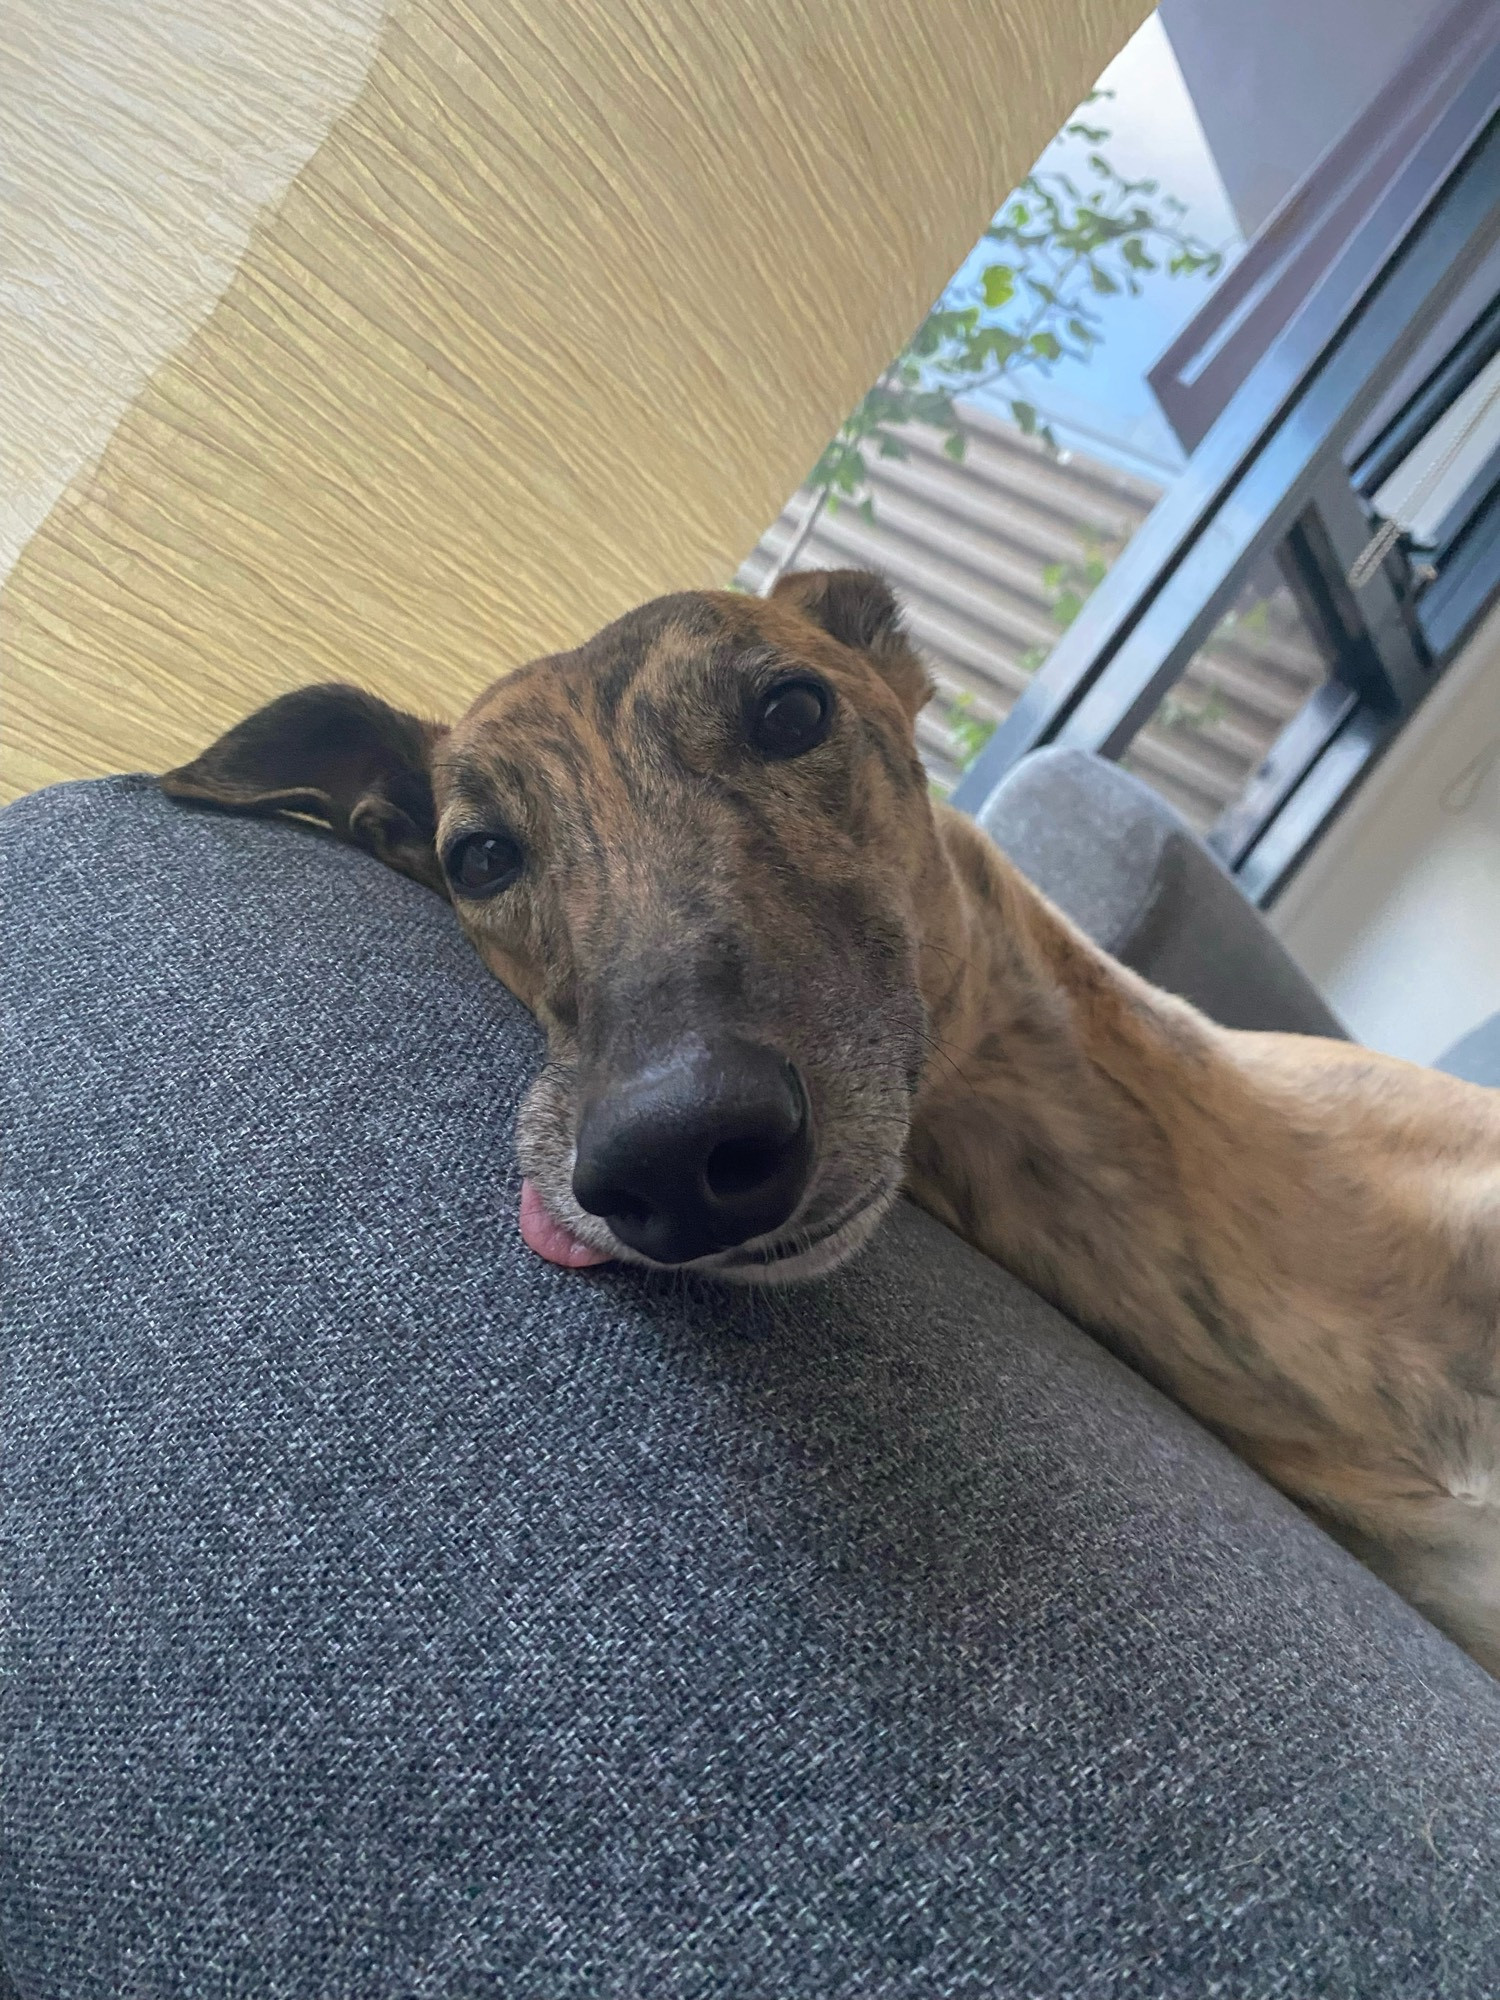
top-left (740, 0), bottom-right (1500, 902)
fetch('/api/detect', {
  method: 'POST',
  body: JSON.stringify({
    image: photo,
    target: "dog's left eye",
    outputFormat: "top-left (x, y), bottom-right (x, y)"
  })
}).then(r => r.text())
top-left (445, 830), bottom-right (524, 898)
top-left (748, 675), bottom-right (832, 760)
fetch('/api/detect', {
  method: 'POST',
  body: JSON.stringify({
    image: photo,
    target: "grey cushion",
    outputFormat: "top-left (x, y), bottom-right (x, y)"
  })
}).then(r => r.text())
top-left (1438, 1012), bottom-right (1500, 1088)
top-left (978, 748), bottom-right (1348, 1039)
top-left (3, 776), bottom-right (1499, 2000)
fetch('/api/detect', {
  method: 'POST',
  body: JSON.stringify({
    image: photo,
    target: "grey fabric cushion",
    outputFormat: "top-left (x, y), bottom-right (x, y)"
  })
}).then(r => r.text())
top-left (4, 776), bottom-right (1499, 2000)
top-left (1438, 1012), bottom-right (1500, 1088)
top-left (977, 747), bottom-right (1348, 1039)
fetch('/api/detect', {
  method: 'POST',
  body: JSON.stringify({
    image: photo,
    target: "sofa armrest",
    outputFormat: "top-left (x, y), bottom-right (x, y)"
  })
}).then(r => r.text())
top-left (974, 747), bottom-right (1348, 1038)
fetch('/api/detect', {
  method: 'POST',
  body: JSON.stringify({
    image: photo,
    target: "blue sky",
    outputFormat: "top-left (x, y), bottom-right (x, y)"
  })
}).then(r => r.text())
top-left (948, 13), bottom-right (1244, 481)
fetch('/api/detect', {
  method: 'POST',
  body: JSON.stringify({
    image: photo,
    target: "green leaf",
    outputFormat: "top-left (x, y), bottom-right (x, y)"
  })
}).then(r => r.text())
top-left (1088, 263), bottom-right (1120, 295)
top-left (1029, 331), bottom-right (1062, 361)
top-left (1051, 587), bottom-right (1083, 628)
top-left (857, 497), bottom-right (876, 527)
top-left (967, 327), bottom-right (1022, 370)
top-left (949, 690), bottom-right (998, 765)
top-left (1122, 238), bottom-right (1157, 272)
top-left (842, 441), bottom-right (869, 486)
top-left (908, 389), bottom-right (958, 427)
top-left (980, 263), bottom-right (1016, 309)
top-left (942, 431), bottom-right (967, 462)
top-left (1011, 399), bottom-right (1038, 436)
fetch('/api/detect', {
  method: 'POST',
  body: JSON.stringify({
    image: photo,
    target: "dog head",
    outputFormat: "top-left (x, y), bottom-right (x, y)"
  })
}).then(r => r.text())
top-left (162, 570), bottom-right (947, 1283)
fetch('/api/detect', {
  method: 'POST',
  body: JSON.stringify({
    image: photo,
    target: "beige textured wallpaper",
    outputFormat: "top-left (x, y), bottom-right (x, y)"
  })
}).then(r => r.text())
top-left (0, 0), bottom-right (386, 580)
top-left (0, 0), bottom-right (1147, 800)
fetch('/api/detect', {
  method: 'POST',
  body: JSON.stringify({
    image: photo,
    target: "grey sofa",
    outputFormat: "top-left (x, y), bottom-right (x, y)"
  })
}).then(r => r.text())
top-left (3, 751), bottom-right (1500, 2000)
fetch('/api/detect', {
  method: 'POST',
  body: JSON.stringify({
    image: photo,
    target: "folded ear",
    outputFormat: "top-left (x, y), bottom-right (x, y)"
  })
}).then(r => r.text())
top-left (769, 567), bottom-right (932, 719)
top-left (160, 684), bottom-right (449, 896)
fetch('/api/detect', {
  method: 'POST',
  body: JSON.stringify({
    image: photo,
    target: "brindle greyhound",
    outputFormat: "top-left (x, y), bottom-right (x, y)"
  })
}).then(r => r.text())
top-left (162, 568), bottom-right (1500, 1677)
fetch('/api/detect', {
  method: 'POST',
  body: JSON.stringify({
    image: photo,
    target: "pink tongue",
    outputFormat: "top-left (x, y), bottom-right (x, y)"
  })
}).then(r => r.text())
top-left (520, 1177), bottom-right (613, 1269)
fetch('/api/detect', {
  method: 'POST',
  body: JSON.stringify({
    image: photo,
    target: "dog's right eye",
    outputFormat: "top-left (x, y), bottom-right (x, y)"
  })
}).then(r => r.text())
top-left (445, 830), bottom-right (524, 898)
top-left (748, 674), bottom-right (832, 760)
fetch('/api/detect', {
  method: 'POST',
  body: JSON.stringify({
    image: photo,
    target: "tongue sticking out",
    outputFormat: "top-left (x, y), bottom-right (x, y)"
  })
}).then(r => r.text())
top-left (520, 1177), bottom-right (613, 1269)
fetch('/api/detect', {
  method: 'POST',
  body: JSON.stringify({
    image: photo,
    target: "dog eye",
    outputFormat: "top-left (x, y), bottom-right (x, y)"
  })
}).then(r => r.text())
top-left (749, 675), bottom-right (832, 760)
top-left (445, 830), bottom-right (524, 898)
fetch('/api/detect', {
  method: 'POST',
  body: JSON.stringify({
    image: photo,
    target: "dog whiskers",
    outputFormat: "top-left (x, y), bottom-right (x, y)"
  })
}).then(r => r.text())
top-left (916, 1026), bottom-right (983, 1101)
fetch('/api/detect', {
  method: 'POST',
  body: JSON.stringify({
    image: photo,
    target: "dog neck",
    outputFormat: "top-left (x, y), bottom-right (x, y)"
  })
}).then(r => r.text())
top-left (905, 802), bottom-right (1242, 1401)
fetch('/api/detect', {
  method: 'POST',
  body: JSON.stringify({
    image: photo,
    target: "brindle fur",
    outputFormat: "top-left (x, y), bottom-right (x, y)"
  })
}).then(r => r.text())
top-left (162, 569), bottom-right (1500, 1676)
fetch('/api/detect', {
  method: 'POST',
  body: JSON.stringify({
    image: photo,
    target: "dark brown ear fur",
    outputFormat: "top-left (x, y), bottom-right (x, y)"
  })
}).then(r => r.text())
top-left (160, 684), bottom-right (448, 896)
top-left (770, 568), bottom-right (932, 718)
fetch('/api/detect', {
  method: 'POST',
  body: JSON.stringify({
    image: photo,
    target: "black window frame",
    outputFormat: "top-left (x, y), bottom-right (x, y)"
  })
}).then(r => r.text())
top-left (952, 0), bottom-right (1500, 906)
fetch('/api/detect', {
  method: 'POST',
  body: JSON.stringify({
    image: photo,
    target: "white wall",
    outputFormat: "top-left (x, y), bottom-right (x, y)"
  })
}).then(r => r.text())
top-left (1271, 601), bottom-right (1500, 1066)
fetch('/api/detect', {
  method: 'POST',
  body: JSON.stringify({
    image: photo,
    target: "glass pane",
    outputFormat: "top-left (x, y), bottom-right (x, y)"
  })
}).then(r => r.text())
top-left (1120, 557), bottom-right (1330, 834)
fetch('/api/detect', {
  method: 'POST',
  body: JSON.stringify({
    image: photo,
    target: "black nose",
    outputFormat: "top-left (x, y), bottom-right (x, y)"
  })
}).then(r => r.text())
top-left (572, 1039), bottom-right (813, 1264)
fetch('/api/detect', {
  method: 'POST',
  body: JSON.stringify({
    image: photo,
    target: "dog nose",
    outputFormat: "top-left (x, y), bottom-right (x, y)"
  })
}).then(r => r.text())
top-left (572, 1039), bottom-right (813, 1264)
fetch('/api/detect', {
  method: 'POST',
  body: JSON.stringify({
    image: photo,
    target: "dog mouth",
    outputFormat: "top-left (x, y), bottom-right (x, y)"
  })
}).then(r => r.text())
top-left (518, 1177), bottom-right (615, 1269)
top-left (515, 1050), bottom-right (912, 1287)
top-left (707, 1182), bottom-right (895, 1282)
top-left (518, 1174), bottom-right (893, 1286)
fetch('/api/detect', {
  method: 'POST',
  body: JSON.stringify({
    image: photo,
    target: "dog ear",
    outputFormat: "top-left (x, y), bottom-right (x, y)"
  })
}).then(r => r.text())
top-left (160, 683), bottom-right (449, 896)
top-left (769, 568), bottom-right (932, 719)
